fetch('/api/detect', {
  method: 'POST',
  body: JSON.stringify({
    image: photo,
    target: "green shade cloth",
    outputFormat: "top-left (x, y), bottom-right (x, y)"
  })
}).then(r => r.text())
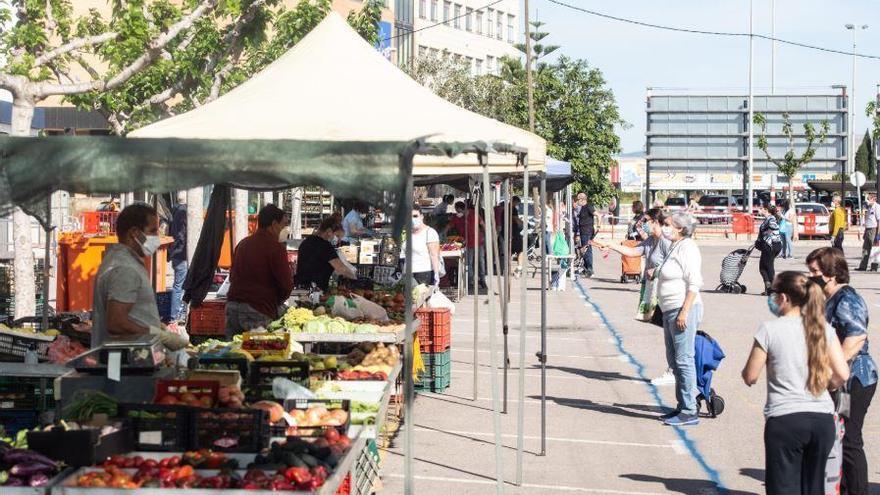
top-left (0, 136), bottom-right (414, 228)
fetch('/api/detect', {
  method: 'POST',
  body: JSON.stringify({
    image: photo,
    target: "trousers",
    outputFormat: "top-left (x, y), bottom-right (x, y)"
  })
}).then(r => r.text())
top-left (662, 303), bottom-right (702, 415)
top-left (764, 412), bottom-right (835, 495)
top-left (840, 380), bottom-right (877, 495)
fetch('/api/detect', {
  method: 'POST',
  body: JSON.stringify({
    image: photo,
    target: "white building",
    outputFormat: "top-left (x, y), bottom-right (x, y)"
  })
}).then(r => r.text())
top-left (414, 0), bottom-right (520, 76)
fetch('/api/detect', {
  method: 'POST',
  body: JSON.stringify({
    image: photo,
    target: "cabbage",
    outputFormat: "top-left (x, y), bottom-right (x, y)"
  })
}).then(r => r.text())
top-left (303, 320), bottom-right (325, 334)
top-left (327, 320), bottom-right (347, 334)
top-left (356, 324), bottom-right (379, 334)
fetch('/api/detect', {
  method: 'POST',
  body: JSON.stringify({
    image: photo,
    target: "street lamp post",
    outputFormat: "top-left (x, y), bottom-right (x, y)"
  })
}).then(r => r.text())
top-left (846, 23), bottom-right (868, 176)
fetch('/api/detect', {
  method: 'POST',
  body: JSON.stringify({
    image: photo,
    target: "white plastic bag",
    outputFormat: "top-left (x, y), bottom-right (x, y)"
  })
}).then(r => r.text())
top-left (273, 377), bottom-right (317, 400)
top-left (329, 296), bottom-right (364, 320)
top-left (427, 290), bottom-right (455, 315)
top-left (351, 294), bottom-right (389, 322)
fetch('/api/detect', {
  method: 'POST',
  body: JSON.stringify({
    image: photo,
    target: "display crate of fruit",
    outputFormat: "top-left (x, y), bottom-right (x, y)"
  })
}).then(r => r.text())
top-left (279, 399), bottom-right (350, 439)
top-left (415, 307), bottom-right (451, 353)
top-left (118, 403), bottom-right (192, 452)
top-left (247, 359), bottom-right (310, 402)
top-left (191, 408), bottom-right (270, 453)
top-left (194, 356), bottom-right (251, 380)
top-left (0, 326), bottom-right (56, 362)
top-left (154, 380), bottom-right (220, 408)
top-left (241, 331), bottom-right (292, 359)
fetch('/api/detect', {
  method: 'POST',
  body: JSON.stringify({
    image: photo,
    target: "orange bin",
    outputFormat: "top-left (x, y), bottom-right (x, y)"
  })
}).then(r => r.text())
top-left (731, 213), bottom-right (755, 235)
top-left (217, 214), bottom-right (258, 269)
top-left (56, 233), bottom-right (173, 312)
top-left (802, 213), bottom-right (817, 237)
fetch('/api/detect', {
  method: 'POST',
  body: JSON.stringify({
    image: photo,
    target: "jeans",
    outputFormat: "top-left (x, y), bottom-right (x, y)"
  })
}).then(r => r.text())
top-left (579, 229), bottom-right (594, 273)
top-left (833, 230), bottom-right (845, 252)
top-left (544, 231), bottom-right (552, 255)
top-left (857, 227), bottom-right (877, 271)
top-left (225, 301), bottom-right (272, 338)
top-left (465, 246), bottom-right (486, 289)
top-left (170, 259), bottom-right (187, 321)
top-left (781, 230), bottom-right (793, 258)
top-left (764, 412), bottom-right (835, 495)
top-left (839, 380), bottom-right (877, 495)
top-left (759, 241), bottom-right (782, 289)
top-left (662, 303), bottom-right (702, 415)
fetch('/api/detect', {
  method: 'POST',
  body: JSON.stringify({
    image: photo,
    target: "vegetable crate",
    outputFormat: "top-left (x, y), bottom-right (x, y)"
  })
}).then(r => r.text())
top-left (416, 350), bottom-right (451, 392)
top-left (27, 423), bottom-right (134, 467)
top-left (188, 300), bottom-right (227, 336)
top-left (0, 378), bottom-right (55, 411)
top-left (154, 380), bottom-right (220, 408)
top-left (281, 399), bottom-right (351, 438)
top-left (81, 211), bottom-right (119, 234)
top-left (195, 356), bottom-right (251, 380)
top-left (191, 408), bottom-right (269, 453)
top-left (155, 290), bottom-right (173, 322)
top-left (118, 403), bottom-right (191, 452)
top-left (415, 308), bottom-right (451, 353)
top-left (0, 327), bottom-right (56, 362)
top-left (0, 408), bottom-right (39, 436)
top-left (247, 360), bottom-right (310, 402)
top-left (241, 331), bottom-right (292, 359)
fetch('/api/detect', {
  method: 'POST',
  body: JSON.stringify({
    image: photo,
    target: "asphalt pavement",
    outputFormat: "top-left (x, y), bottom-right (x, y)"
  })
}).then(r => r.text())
top-left (381, 238), bottom-right (880, 494)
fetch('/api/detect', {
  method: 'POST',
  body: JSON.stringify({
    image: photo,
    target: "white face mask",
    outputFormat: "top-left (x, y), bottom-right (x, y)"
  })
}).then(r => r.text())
top-left (330, 236), bottom-right (339, 246)
top-left (139, 234), bottom-right (162, 256)
top-left (278, 226), bottom-right (291, 243)
top-left (412, 217), bottom-right (423, 228)
top-left (661, 226), bottom-right (675, 240)
top-left (359, 213), bottom-right (367, 219)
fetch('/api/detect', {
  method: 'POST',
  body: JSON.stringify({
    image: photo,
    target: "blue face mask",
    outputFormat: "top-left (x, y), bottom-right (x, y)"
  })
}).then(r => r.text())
top-left (767, 294), bottom-right (782, 316)
top-left (641, 222), bottom-right (652, 235)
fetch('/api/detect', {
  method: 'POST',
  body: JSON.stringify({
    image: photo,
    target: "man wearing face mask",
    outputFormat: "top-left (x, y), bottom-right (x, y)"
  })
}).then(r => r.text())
top-left (225, 204), bottom-right (294, 337)
top-left (342, 201), bottom-right (371, 244)
top-left (295, 214), bottom-right (356, 291)
top-left (856, 193), bottom-right (880, 271)
top-left (91, 203), bottom-right (188, 351)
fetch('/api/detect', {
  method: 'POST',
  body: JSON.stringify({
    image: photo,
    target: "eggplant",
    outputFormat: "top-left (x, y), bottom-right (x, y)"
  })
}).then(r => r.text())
top-left (298, 453), bottom-right (318, 469)
top-left (4, 476), bottom-right (25, 486)
top-left (309, 446), bottom-right (331, 460)
top-left (10, 462), bottom-right (57, 477)
top-left (324, 453), bottom-right (339, 469)
top-left (29, 473), bottom-right (50, 487)
top-left (4, 450), bottom-right (56, 468)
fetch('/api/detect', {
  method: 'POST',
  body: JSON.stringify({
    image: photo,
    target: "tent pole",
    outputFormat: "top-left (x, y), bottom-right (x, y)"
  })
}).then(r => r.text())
top-left (515, 162), bottom-right (529, 486)
top-left (567, 185), bottom-right (574, 281)
top-left (502, 178), bottom-right (512, 413)
top-left (472, 179), bottom-right (480, 402)
top-left (41, 192), bottom-right (52, 330)
top-left (539, 174), bottom-right (547, 456)
top-left (482, 158), bottom-right (505, 494)
top-left (489, 183), bottom-right (507, 414)
top-left (403, 167), bottom-right (415, 495)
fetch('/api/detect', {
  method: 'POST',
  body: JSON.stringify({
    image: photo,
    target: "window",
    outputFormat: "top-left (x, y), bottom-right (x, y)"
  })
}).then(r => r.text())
top-left (466, 56), bottom-right (473, 73)
top-left (419, 0), bottom-right (426, 18)
top-left (465, 7), bottom-right (473, 31)
top-left (443, 1), bottom-right (450, 23)
top-left (475, 59), bottom-right (483, 75)
top-left (496, 10), bottom-right (503, 39)
top-left (487, 55), bottom-right (495, 74)
top-left (507, 14), bottom-right (514, 43)
top-left (486, 9), bottom-right (494, 37)
top-left (475, 11), bottom-right (483, 34)
top-left (453, 4), bottom-right (461, 28)
top-left (430, 0), bottom-right (438, 21)
top-left (418, 45), bottom-right (427, 58)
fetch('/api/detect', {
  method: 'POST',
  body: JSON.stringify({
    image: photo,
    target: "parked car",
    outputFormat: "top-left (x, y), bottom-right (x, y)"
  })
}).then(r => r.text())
top-left (697, 195), bottom-right (736, 223)
top-left (795, 202), bottom-right (831, 239)
top-left (664, 197), bottom-right (686, 211)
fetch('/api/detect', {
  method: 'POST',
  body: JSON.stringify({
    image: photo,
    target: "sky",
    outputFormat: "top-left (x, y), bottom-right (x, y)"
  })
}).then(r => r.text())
top-left (532, 0), bottom-right (880, 153)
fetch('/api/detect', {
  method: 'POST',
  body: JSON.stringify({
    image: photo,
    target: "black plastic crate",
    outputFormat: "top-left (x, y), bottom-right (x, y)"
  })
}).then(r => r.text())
top-left (196, 356), bottom-right (251, 380)
top-left (281, 399), bottom-right (350, 438)
top-left (0, 378), bottom-right (55, 411)
top-left (191, 408), bottom-right (269, 453)
top-left (118, 403), bottom-right (191, 452)
top-left (0, 328), bottom-right (55, 362)
top-left (0, 409), bottom-right (39, 436)
top-left (27, 424), bottom-right (134, 467)
top-left (247, 360), bottom-right (309, 401)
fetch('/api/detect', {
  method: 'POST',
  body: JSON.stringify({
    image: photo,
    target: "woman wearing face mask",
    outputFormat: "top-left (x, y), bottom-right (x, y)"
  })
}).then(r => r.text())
top-left (593, 208), bottom-right (676, 386)
top-left (295, 214), bottom-right (356, 292)
top-left (655, 212), bottom-right (704, 426)
top-left (409, 208), bottom-right (441, 286)
top-left (806, 247), bottom-right (878, 495)
top-left (757, 205), bottom-right (783, 295)
top-left (742, 271), bottom-right (850, 495)
top-left (91, 203), bottom-right (188, 351)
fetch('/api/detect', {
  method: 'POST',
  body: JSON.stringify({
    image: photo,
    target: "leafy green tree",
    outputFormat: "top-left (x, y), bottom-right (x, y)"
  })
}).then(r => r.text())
top-left (753, 112), bottom-right (830, 207)
top-left (855, 130), bottom-right (875, 180)
top-left (0, 0), bottom-right (381, 317)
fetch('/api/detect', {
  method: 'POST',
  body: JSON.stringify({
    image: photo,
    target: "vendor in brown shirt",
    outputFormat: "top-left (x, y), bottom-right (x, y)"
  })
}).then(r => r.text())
top-left (225, 204), bottom-right (293, 337)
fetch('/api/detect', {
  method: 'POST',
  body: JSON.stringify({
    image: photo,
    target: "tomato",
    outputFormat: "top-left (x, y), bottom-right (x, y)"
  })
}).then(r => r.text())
top-left (174, 465), bottom-right (194, 480)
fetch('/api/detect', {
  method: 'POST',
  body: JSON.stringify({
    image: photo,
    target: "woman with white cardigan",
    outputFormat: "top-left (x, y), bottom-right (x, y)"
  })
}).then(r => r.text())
top-left (656, 212), bottom-right (704, 427)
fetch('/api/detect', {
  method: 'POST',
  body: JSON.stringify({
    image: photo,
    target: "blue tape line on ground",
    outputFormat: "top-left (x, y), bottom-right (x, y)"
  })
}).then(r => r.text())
top-left (574, 279), bottom-right (727, 491)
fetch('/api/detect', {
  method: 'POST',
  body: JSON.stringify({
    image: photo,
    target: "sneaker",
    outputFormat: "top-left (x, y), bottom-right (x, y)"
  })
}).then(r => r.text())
top-left (650, 369), bottom-right (675, 386)
top-left (658, 409), bottom-right (681, 421)
top-left (663, 413), bottom-right (699, 427)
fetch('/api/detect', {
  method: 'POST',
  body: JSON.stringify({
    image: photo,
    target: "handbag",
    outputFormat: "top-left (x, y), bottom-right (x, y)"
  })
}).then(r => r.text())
top-left (552, 231), bottom-right (570, 257)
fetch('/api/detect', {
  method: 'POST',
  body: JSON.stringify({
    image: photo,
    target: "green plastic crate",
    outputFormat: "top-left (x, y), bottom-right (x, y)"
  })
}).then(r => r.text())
top-left (421, 349), bottom-right (450, 368)
top-left (415, 372), bottom-right (450, 392)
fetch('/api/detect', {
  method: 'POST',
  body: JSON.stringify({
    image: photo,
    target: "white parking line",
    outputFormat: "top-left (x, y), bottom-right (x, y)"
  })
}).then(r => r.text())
top-left (383, 474), bottom-right (665, 494)
top-left (413, 427), bottom-right (676, 450)
top-left (448, 369), bottom-right (643, 384)
top-left (455, 348), bottom-right (622, 360)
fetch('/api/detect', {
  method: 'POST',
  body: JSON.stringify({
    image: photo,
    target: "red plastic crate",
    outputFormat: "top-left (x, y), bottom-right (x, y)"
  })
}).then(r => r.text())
top-left (81, 211), bottom-right (119, 234)
top-left (188, 300), bottom-right (226, 335)
top-left (335, 474), bottom-right (351, 495)
top-left (416, 308), bottom-right (451, 352)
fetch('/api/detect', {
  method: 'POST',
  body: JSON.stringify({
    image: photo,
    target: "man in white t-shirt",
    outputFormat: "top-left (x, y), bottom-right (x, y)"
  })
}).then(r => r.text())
top-left (857, 193), bottom-right (880, 271)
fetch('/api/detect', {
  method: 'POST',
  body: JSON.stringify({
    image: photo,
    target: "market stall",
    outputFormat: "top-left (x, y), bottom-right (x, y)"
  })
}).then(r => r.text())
top-left (0, 12), bottom-right (547, 495)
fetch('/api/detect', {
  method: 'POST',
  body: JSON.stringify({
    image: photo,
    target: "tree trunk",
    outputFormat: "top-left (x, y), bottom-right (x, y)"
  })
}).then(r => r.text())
top-left (233, 189), bottom-right (248, 246)
top-left (10, 98), bottom-right (37, 319)
top-left (186, 187), bottom-right (203, 262)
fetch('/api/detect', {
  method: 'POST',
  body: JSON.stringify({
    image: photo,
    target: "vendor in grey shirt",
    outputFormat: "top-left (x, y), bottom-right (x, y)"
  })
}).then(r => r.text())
top-left (91, 203), bottom-right (187, 351)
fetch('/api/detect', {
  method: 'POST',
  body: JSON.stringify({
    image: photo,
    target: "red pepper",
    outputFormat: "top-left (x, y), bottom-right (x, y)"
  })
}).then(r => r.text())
top-left (283, 466), bottom-right (312, 485)
top-left (173, 465), bottom-right (194, 481)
